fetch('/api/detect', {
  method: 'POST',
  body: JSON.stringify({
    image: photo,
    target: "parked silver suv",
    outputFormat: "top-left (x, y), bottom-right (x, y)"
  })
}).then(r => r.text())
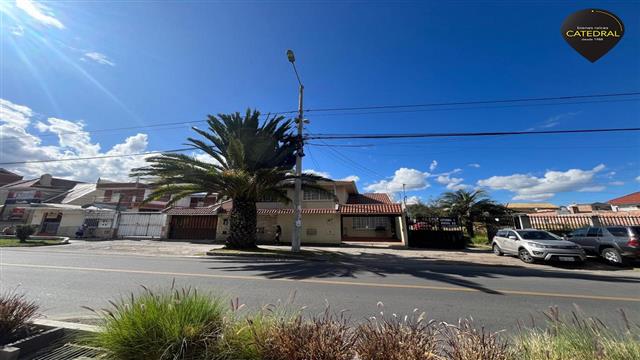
top-left (565, 226), bottom-right (640, 265)
top-left (492, 229), bottom-right (586, 264)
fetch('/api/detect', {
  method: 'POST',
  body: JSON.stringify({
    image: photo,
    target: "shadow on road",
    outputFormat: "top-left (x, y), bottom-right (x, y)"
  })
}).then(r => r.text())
top-left (202, 252), bottom-right (640, 295)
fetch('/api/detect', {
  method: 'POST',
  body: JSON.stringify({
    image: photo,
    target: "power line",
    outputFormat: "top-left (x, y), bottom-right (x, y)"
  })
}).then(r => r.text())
top-left (2, 127), bottom-right (639, 166)
top-left (300, 91), bottom-right (640, 113)
top-left (0, 147), bottom-right (196, 166)
top-left (307, 127), bottom-right (640, 140)
top-left (1, 92), bottom-right (638, 144)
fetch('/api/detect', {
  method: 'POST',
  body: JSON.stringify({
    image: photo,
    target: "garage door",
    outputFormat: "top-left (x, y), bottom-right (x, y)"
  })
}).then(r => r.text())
top-left (169, 216), bottom-right (217, 240)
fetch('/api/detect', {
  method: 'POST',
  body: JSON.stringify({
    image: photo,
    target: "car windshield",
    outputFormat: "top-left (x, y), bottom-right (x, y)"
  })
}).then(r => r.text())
top-left (632, 227), bottom-right (640, 236)
top-left (516, 230), bottom-right (558, 240)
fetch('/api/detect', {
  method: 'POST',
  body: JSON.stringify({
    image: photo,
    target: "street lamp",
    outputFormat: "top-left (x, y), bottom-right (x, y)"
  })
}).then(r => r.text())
top-left (287, 49), bottom-right (304, 253)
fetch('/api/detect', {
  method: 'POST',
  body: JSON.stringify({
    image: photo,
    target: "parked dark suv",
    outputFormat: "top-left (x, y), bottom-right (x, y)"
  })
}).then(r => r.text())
top-left (566, 226), bottom-right (640, 265)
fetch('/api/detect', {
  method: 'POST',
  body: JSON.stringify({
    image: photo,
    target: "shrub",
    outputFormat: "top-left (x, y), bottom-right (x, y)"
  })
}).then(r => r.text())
top-left (0, 290), bottom-right (40, 345)
top-left (15, 225), bottom-right (35, 243)
top-left (355, 305), bottom-right (439, 360)
top-left (90, 286), bottom-right (227, 360)
top-left (253, 308), bottom-right (355, 360)
top-left (441, 318), bottom-right (510, 360)
top-left (513, 307), bottom-right (640, 360)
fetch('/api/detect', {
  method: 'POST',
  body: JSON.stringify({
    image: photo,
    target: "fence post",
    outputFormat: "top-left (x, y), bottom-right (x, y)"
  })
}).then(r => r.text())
top-left (589, 215), bottom-right (602, 227)
top-left (517, 215), bottom-right (531, 229)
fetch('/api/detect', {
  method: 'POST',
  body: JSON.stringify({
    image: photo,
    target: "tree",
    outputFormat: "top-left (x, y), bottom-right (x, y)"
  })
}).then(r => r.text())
top-left (133, 110), bottom-right (324, 249)
top-left (15, 225), bottom-right (34, 243)
top-left (406, 200), bottom-right (445, 218)
top-left (438, 189), bottom-right (493, 239)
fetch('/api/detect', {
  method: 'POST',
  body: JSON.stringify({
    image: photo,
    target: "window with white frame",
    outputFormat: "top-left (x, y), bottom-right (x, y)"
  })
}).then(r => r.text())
top-left (352, 217), bottom-right (390, 230)
top-left (303, 188), bottom-right (333, 201)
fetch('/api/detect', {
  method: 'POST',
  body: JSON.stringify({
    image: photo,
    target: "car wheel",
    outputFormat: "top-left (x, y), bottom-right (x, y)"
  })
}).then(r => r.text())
top-left (601, 248), bottom-right (624, 266)
top-left (492, 244), bottom-right (503, 256)
top-left (518, 248), bottom-right (535, 264)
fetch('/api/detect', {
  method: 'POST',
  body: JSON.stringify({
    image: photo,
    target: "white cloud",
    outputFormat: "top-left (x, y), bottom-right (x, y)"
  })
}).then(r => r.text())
top-left (11, 25), bottom-right (25, 36)
top-left (365, 168), bottom-right (430, 193)
top-left (339, 175), bottom-right (360, 182)
top-left (609, 181), bottom-right (624, 186)
top-left (468, 163), bottom-right (481, 168)
top-left (304, 169), bottom-right (332, 178)
top-left (636, 175), bottom-right (640, 183)
top-left (429, 160), bottom-right (438, 172)
top-left (405, 195), bottom-right (421, 205)
top-left (527, 112), bottom-right (580, 131)
top-left (0, 98), bottom-right (150, 182)
top-left (83, 52), bottom-right (115, 66)
top-left (15, 0), bottom-right (64, 29)
top-left (577, 185), bottom-right (606, 192)
top-left (477, 164), bottom-right (606, 201)
top-left (436, 174), bottom-right (468, 190)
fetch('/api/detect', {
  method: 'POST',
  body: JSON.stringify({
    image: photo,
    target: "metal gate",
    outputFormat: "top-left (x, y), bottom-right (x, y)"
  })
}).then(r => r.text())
top-left (169, 215), bottom-right (217, 240)
top-left (116, 212), bottom-right (166, 238)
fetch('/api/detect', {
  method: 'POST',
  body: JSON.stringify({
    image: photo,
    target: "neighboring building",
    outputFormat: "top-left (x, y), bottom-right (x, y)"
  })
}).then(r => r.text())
top-left (28, 203), bottom-right (116, 238)
top-left (568, 202), bottom-right (613, 214)
top-left (609, 191), bottom-right (640, 212)
top-left (0, 168), bottom-right (23, 187)
top-left (0, 174), bottom-right (83, 221)
top-left (505, 202), bottom-right (559, 214)
top-left (213, 180), bottom-right (408, 246)
top-left (96, 179), bottom-right (170, 211)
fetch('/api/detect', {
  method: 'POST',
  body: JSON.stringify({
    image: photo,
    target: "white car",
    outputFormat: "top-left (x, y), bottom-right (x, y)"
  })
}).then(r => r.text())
top-left (492, 229), bottom-right (586, 264)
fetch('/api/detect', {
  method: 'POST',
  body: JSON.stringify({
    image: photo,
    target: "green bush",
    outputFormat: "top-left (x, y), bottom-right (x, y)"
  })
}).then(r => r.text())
top-left (90, 286), bottom-right (227, 360)
top-left (15, 225), bottom-right (35, 243)
top-left (514, 307), bottom-right (640, 360)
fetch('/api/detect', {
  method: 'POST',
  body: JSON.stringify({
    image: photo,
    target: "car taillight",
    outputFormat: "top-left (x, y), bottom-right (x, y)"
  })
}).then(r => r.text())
top-left (628, 236), bottom-right (639, 248)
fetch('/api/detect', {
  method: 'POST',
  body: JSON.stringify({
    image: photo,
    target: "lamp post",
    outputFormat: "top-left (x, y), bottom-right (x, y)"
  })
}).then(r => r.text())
top-left (287, 49), bottom-right (304, 252)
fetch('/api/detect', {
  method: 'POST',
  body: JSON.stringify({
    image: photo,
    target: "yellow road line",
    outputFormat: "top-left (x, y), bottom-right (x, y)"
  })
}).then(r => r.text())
top-left (2, 262), bottom-right (639, 303)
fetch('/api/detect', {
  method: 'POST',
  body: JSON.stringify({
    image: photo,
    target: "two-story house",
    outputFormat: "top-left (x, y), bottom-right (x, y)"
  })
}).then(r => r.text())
top-left (213, 180), bottom-right (408, 246)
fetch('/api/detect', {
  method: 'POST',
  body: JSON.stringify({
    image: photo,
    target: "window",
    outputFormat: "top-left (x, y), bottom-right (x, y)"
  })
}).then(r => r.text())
top-left (516, 230), bottom-right (558, 240)
top-left (352, 217), bottom-right (390, 230)
top-left (586, 228), bottom-right (601, 237)
top-left (507, 231), bottom-right (519, 239)
top-left (496, 230), bottom-right (507, 237)
top-left (303, 188), bottom-right (333, 201)
top-left (606, 227), bottom-right (629, 237)
top-left (306, 228), bottom-right (318, 236)
top-left (569, 228), bottom-right (587, 237)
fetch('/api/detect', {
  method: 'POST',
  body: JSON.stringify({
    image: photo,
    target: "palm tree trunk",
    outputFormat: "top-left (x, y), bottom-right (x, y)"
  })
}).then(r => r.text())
top-left (226, 198), bottom-right (257, 249)
top-left (465, 217), bottom-right (475, 239)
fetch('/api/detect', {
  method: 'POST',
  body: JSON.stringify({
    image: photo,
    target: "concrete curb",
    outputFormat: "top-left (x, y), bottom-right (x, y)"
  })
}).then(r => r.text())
top-left (33, 318), bottom-right (99, 333)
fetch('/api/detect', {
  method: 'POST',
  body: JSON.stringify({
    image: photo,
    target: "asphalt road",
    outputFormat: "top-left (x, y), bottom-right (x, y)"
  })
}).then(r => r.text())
top-left (1, 247), bottom-right (639, 330)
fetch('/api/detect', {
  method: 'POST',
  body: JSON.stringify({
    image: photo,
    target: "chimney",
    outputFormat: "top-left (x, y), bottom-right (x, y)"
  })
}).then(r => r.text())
top-left (39, 174), bottom-right (53, 187)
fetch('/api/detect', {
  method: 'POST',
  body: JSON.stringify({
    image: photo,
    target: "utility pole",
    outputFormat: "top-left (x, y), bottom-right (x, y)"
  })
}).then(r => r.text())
top-left (402, 183), bottom-right (407, 207)
top-left (287, 49), bottom-right (304, 252)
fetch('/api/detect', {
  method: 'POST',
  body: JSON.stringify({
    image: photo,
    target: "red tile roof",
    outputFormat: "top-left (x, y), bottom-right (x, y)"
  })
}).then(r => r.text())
top-left (609, 192), bottom-right (640, 206)
top-left (339, 203), bottom-right (403, 215)
top-left (257, 208), bottom-right (337, 215)
top-left (347, 193), bottom-right (393, 204)
top-left (164, 206), bottom-right (220, 216)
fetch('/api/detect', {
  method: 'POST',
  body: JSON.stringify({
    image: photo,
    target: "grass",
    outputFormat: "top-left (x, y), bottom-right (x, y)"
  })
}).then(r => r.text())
top-left (0, 238), bottom-right (66, 247)
top-left (468, 234), bottom-right (492, 249)
top-left (0, 290), bottom-right (40, 345)
top-left (89, 285), bottom-right (228, 360)
top-left (355, 303), bottom-right (439, 360)
top-left (513, 307), bottom-right (640, 360)
top-left (85, 286), bottom-right (640, 360)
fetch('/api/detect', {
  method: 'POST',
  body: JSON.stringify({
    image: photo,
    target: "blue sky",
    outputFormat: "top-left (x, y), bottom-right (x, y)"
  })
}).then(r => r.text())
top-left (0, 0), bottom-right (639, 205)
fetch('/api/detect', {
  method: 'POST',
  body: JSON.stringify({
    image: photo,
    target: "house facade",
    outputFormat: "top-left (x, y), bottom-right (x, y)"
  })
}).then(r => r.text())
top-left (214, 180), bottom-right (408, 246)
top-left (609, 191), bottom-right (640, 212)
top-left (505, 202), bottom-right (559, 214)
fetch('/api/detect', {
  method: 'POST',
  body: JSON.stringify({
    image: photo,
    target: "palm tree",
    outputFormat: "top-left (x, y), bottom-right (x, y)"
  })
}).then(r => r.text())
top-left (132, 109), bottom-right (323, 249)
top-left (438, 189), bottom-right (493, 238)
